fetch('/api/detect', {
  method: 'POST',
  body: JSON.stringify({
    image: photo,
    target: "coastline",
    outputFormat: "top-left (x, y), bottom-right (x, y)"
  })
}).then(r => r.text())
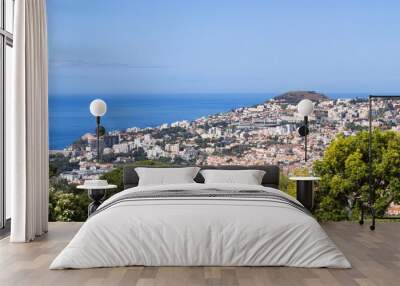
top-left (49, 92), bottom-right (371, 150)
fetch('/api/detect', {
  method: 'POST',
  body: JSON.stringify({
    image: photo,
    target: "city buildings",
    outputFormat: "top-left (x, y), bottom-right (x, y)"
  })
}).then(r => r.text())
top-left (59, 97), bottom-right (400, 189)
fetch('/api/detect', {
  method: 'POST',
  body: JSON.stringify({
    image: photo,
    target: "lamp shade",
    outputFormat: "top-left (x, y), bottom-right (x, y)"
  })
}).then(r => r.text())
top-left (90, 99), bottom-right (107, 117)
top-left (297, 99), bottom-right (314, 117)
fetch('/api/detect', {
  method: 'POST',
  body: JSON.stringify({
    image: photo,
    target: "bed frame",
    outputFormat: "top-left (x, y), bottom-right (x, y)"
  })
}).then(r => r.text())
top-left (123, 165), bottom-right (280, 190)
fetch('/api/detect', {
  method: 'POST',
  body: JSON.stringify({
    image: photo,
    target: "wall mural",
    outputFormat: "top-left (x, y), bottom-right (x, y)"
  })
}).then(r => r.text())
top-left (47, 0), bottom-right (400, 221)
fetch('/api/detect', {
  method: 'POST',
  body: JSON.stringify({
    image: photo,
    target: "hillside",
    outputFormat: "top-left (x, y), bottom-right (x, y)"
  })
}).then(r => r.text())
top-left (273, 91), bottom-right (329, 104)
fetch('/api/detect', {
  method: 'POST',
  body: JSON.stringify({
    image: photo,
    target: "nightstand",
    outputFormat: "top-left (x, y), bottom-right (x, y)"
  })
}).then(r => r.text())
top-left (77, 183), bottom-right (117, 216)
top-left (289, 176), bottom-right (320, 211)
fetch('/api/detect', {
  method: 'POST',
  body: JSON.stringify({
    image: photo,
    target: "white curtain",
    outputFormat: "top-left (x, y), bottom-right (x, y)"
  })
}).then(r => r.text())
top-left (8, 0), bottom-right (49, 242)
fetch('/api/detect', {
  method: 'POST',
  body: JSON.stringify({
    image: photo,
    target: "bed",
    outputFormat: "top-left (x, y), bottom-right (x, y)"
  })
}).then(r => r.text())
top-left (50, 165), bottom-right (351, 269)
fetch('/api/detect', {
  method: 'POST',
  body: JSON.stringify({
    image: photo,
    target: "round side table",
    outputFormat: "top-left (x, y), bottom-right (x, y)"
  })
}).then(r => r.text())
top-left (289, 176), bottom-right (320, 211)
top-left (77, 184), bottom-right (117, 216)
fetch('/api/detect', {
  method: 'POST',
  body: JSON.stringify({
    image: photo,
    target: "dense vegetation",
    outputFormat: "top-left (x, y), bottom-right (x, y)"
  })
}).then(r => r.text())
top-left (49, 130), bottom-right (400, 222)
top-left (313, 129), bottom-right (400, 221)
top-left (49, 159), bottom-right (170, 221)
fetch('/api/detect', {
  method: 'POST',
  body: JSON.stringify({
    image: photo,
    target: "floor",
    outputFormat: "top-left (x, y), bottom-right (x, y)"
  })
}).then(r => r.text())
top-left (0, 222), bottom-right (399, 286)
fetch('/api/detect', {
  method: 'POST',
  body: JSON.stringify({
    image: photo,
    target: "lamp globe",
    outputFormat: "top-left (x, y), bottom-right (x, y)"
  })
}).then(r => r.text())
top-left (297, 99), bottom-right (314, 117)
top-left (90, 99), bottom-right (107, 117)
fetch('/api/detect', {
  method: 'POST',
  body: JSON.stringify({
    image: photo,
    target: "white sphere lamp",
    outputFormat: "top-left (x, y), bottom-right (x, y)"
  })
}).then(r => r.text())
top-left (90, 99), bottom-right (107, 117)
top-left (297, 99), bottom-right (314, 117)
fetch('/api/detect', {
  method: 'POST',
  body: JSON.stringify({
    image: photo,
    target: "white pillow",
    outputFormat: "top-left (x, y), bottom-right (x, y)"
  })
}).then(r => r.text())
top-left (136, 167), bottom-right (200, 186)
top-left (200, 169), bottom-right (266, 185)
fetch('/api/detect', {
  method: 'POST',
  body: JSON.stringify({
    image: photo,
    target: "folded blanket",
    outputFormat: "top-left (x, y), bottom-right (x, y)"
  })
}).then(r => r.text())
top-left (92, 188), bottom-right (310, 217)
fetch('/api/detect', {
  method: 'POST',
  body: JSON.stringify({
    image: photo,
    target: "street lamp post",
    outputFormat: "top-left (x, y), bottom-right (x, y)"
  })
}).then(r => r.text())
top-left (89, 99), bottom-right (107, 162)
top-left (297, 99), bottom-right (314, 162)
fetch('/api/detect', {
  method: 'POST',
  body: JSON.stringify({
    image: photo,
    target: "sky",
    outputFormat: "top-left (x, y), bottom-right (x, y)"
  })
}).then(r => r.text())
top-left (47, 0), bottom-right (400, 95)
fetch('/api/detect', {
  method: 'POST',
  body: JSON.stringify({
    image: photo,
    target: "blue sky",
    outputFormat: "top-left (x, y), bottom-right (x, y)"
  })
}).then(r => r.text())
top-left (47, 0), bottom-right (400, 95)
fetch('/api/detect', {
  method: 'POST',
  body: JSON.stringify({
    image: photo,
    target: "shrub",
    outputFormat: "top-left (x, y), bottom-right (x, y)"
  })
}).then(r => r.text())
top-left (49, 187), bottom-right (90, 222)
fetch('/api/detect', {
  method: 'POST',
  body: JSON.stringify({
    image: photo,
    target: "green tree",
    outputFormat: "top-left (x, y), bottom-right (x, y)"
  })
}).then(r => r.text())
top-left (49, 187), bottom-right (89, 222)
top-left (313, 129), bottom-right (400, 221)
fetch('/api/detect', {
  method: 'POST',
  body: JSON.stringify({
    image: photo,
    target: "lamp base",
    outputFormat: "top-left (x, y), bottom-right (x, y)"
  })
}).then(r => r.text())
top-left (87, 189), bottom-right (106, 216)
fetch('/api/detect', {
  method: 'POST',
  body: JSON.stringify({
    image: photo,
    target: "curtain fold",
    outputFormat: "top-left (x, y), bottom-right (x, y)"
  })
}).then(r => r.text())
top-left (8, 0), bottom-right (49, 242)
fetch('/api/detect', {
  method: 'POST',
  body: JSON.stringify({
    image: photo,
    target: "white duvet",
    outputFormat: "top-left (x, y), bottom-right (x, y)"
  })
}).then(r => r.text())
top-left (50, 183), bottom-right (351, 269)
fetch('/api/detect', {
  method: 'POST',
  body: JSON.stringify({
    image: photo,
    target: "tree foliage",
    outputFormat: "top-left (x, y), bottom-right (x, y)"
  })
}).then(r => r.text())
top-left (313, 129), bottom-right (400, 221)
top-left (49, 187), bottom-right (90, 222)
top-left (49, 153), bottom-right (79, 177)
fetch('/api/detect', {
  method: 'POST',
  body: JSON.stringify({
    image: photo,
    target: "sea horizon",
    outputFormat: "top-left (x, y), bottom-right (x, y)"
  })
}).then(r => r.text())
top-left (49, 92), bottom-right (372, 150)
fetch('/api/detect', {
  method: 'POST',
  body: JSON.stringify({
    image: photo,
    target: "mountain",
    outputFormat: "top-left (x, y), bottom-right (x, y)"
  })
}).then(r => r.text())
top-left (273, 91), bottom-right (329, 104)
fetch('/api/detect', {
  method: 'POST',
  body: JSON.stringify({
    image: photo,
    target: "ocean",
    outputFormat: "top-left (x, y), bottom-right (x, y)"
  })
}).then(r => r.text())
top-left (49, 93), bottom-right (368, 150)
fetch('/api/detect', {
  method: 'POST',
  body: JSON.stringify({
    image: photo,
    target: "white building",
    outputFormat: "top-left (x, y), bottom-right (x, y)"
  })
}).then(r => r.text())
top-left (165, 143), bottom-right (180, 154)
top-left (113, 143), bottom-right (130, 154)
top-left (146, 145), bottom-right (165, 159)
top-left (144, 134), bottom-right (152, 143)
